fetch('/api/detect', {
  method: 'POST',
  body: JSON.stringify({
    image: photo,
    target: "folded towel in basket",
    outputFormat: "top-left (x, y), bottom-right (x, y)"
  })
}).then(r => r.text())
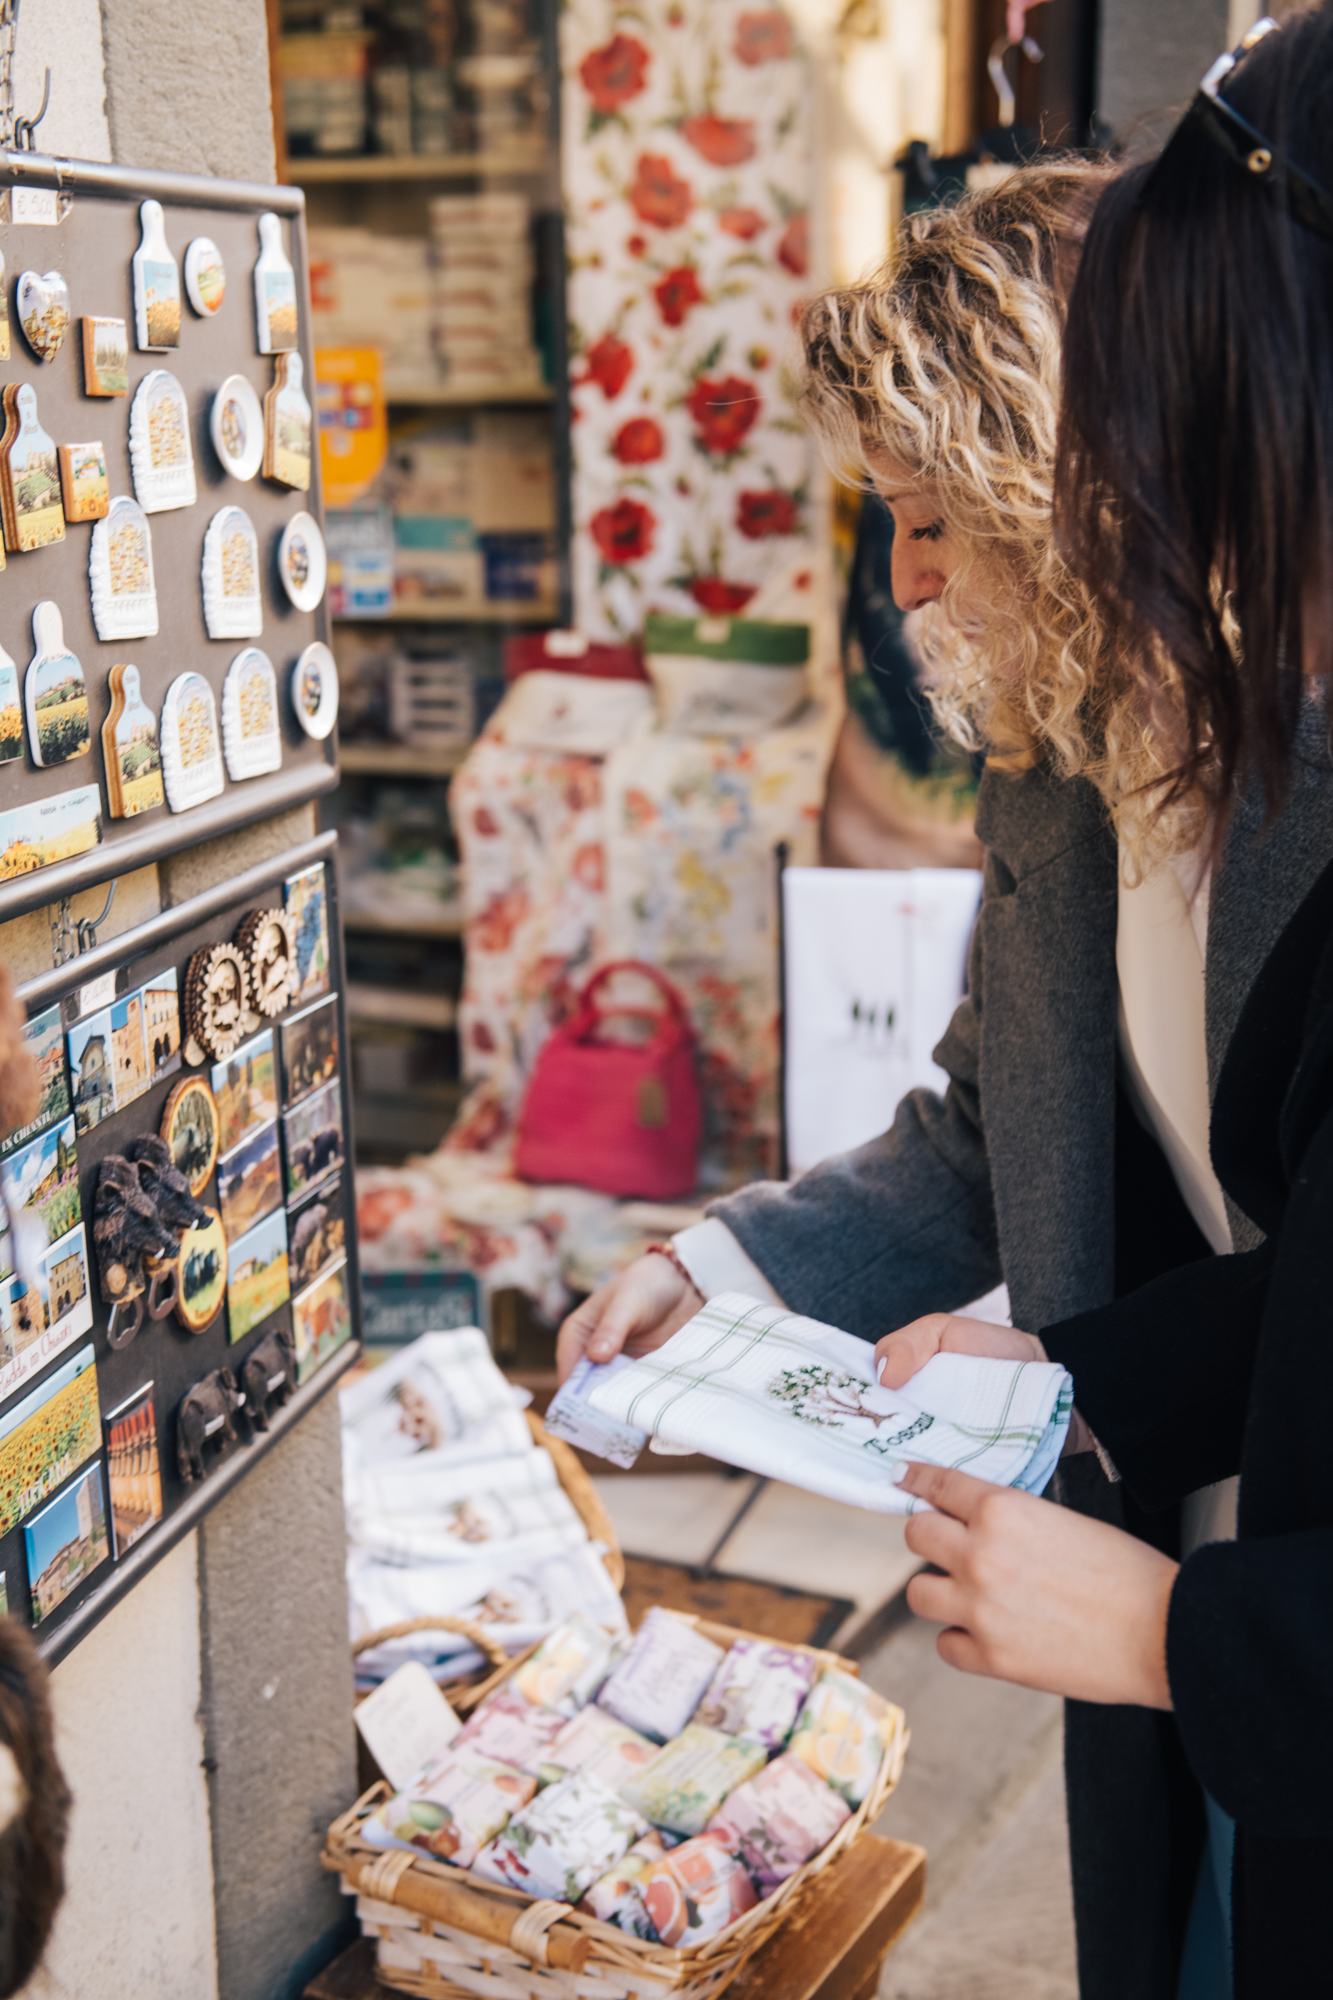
top-left (585, 1293), bottom-right (1072, 1514)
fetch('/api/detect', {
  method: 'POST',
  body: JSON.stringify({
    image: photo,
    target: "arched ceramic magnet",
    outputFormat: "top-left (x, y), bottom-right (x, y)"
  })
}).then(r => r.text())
top-left (161, 671), bottom-right (224, 812)
top-left (221, 648), bottom-right (282, 781)
top-left (129, 370), bottom-right (196, 513)
top-left (90, 496), bottom-right (158, 641)
top-left (201, 506), bottom-right (262, 640)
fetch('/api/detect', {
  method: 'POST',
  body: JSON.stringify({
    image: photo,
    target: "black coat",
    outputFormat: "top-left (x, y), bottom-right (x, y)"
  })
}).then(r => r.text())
top-left (1041, 851), bottom-right (1333, 1998)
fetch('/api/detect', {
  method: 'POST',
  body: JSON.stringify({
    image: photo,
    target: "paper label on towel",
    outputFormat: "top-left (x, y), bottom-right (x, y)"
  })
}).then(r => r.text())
top-left (12, 189), bottom-right (60, 227)
top-left (354, 1659), bottom-right (460, 1789)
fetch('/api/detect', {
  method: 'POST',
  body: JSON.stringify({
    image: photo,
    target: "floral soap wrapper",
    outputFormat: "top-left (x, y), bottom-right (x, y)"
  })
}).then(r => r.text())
top-left (619, 1725), bottom-right (766, 1840)
top-left (641, 1834), bottom-right (758, 1947)
top-left (578, 1831), bottom-right (672, 1940)
top-left (452, 1684), bottom-right (567, 1776)
top-left (541, 1704), bottom-right (657, 1793)
top-left (694, 1637), bottom-right (817, 1751)
top-left (510, 1611), bottom-right (621, 1717)
top-left (471, 1769), bottom-right (649, 1904)
top-left (363, 1749), bottom-right (536, 1868)
top-left (598, 1606), bottom-right (723, 1742)
top-left (788, 1668), bottom-right (904, 1808)
top-left (706, 1751), bottom-right (850, 1888)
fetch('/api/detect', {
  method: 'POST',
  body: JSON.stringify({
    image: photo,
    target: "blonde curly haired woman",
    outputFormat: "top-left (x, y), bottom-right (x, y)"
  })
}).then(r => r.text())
top-left (558, 160), bottom-right (1333, 1999)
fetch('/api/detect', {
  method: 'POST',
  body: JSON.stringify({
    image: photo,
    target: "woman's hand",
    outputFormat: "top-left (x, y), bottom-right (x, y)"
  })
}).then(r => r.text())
top-left (898, 1461), bottom-right (1177, 1709)
top-left (555, 1254), bottom-right (701, 1383)
top-left (874, 1312), bottom-right (1048, 1389)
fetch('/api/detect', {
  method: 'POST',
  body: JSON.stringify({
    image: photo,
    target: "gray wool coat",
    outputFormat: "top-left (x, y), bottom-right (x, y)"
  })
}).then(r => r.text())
top-left (710, 694), bottom-right (1333, 2000)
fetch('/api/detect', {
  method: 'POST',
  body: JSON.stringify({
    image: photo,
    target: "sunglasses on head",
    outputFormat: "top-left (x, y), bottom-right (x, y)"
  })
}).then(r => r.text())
top-left (1143, 14), bottom-right (1333, 244)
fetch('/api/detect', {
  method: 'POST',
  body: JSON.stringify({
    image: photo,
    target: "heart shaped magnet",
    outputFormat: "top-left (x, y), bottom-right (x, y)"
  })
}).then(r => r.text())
top-left (17, 270), bottom-right (71, 362)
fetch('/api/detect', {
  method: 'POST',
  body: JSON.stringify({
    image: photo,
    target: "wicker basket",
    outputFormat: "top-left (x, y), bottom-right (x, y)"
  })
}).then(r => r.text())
top-left (326, 1611), bottom-right (909, 2000)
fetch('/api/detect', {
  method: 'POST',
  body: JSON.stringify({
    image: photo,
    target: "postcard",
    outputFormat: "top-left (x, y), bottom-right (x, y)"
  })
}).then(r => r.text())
top-left (212, 1029), bottom-right (277, 1156)
top-left (0, 785), bottom-right (102, 884)
top-left (226, 1205), bottom-right (291, 1344)
top-left (0, 1004), bottom-right (70, 1159)
top-left (26, 1460), bottom-right (109, 1624)
top-left (68, 1010), bottom-right (114, 1135)
top-left (1, 1116), bottom-right (80, 1250)
top-left (217, 1121), bottom-right (281, 1244)
top-left (108, 989), bottom-right (149, 1110)
top-left (282, 1079), bottom-right (344, 1200)
top-left (0, 1343), bottom-right (99, 1536)
top-left (0, 1226), bottom-right (93, 1404)
top-left (280, 995), bottom-right (338, 1108)
top-left (291, 1257), bottom-right (351, 1385)
top-left (104, 1383), bottom-right (162, 1557)
top-left (287, 1173), bottom-right (346, 1293)
top-left (141, 967), bottom-right (181, 1085)
top-left (284, 863), bottom-right (330, 1006)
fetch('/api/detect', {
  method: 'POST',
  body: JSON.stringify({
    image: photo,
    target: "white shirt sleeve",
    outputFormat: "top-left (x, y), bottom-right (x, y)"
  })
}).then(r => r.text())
top-left (671, 1217), bottom-right (787, 1308)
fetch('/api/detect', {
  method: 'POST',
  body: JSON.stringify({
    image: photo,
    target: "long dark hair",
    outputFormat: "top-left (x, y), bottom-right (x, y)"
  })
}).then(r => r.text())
top-left (1055, 6), bottom-right (1333, 829)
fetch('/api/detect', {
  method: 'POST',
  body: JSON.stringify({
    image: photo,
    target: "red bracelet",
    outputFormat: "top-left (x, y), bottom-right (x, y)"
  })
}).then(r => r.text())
top-left (646, 1242), bottom-right (703, 1299)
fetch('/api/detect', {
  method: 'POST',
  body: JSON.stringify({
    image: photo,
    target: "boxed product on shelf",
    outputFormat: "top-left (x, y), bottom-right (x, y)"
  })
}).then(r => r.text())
top-left (388, 656), bottom-right (476, 748)
top-left (309, 229), bottom-right (436, 393)
top-left (326, 505), bottom-right (395, 618)
top-left (279, 33), bottom-right (370, 155)
top-left (429, 194), bottom-right (540, 386)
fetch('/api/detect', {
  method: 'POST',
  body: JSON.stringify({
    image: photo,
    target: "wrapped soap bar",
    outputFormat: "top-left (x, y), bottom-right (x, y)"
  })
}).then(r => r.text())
top-left (544, 1355), bottom-right (648, 1470)
top-left (598, 1608), bottom-right (724, 1742)
top-left (511, 1612), bottom-right (621, 1717)
top-left (706, 1751), bottom-right (850, 1888)
top-left (472, 1769), bottom-right (650, 1903)
top-left (541, 1704), bottom-right (657, 1793)
top-left (453, 1684), bottom-right (567, 1775)
top-left (620, 1724), bottom-right (767, 1839)
top-left (364, 1749), bottom-right (535, 1867)
top-left (578, 1831), bottom-right (672, 1939)
top-left (788, 1668), bottom-right (903, 1807)
top-left (642, 1835), bottom-right (758, 1946)
top-left (694, 1638), bottom-right (817, 1751)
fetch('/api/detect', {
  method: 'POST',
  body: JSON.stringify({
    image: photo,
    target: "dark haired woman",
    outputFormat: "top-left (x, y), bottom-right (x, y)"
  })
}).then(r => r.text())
top-left (875, 12), bottom-right (1333, 1997)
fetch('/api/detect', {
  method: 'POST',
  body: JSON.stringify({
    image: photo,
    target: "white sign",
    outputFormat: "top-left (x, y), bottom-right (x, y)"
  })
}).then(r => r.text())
top-left (12, 188), bottom-right (60, 227)
top-left (77, 972), bottom-right (117, 1018)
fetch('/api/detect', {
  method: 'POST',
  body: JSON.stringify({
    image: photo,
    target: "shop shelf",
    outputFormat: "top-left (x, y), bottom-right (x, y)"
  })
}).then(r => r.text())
top-left (333, 600), bottom-right (558, 625)
top-left (338, 741), bottom-right (470, 777)
top-left (386, 382), bottom-right (554, 406)
top-left (346, 982), bottom-right (457, 1030)
top-left (288, 147), bottom-right (548, 183)
top-left (352, 1086), bottom-right (463, 1157)
top-left (343, 904), bottom-right (466, 938)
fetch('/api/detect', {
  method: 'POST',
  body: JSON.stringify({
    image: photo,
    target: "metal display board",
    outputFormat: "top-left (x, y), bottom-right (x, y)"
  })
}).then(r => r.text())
top-left (0, 151), bottom-right (333, 924)
top-left (7, 831), bottom-right (361, 1665)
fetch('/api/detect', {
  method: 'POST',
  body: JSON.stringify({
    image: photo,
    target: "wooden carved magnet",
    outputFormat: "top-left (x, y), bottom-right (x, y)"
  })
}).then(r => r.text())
top-left (101, 663), bottom-right (164, 819)
top-left (183, 942), bottom-right (250, 1064)
top-left (235, 908), bottom-right (299, 1019)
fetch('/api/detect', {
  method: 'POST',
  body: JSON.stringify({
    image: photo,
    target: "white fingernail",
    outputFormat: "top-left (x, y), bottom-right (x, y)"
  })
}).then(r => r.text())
top-left (877, 1357), bottom-right (889, 1384)
top-left (886, 1460), bottom-right (908, 1485)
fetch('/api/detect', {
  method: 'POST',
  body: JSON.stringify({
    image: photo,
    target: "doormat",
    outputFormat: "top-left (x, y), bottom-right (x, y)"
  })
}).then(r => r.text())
top-left (621, 1554), bottom-right (854, 1651)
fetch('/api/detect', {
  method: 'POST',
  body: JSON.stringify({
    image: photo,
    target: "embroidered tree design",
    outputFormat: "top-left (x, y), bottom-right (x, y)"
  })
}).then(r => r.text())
top-left (768, 1364), bottom-right (936, 1454)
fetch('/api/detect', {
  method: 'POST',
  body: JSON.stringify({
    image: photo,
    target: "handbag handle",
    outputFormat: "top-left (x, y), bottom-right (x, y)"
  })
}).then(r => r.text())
top-left (568, 960), bottom-right (693, 1053)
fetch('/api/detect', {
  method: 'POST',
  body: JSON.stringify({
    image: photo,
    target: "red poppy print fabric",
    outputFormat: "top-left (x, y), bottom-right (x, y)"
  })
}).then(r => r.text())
top-left (562, 1), bottom-right (812, 637)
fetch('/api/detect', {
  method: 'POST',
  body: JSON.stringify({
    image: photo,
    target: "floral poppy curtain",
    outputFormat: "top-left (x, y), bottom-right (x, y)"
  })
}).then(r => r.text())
top-left (561, 1), bottom-right (816, 637)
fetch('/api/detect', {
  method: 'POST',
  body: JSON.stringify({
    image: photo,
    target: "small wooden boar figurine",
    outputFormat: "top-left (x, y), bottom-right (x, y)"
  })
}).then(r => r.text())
top-left (239, 1326), bottom-right (296, 1433)
top-left (95, 1155), bottom-right (177, 1346)
top-left (125, 1132), bottom-right (211, 1235)
top-left (176, 1368), bottom-right (244, 1483)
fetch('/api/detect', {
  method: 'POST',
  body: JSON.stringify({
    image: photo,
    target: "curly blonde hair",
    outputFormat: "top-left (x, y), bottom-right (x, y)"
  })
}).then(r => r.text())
top-left (800, 162), bottom-right (1198, 870)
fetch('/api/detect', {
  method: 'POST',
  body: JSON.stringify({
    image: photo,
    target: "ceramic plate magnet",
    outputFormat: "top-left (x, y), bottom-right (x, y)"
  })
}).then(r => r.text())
top-left (82, 316), bottom-right (129, 396)
top-left (201, 506), bottom-right (262, 640)
top-left (183, 942), bottom-right (250, 1063)
top-left (58, 442), bottom-right (109, 525)
top-left (160, 671), bottom-right (224, 813)
top-left (101, 662), bottom-right (164, 819)
top-left (209, 374), bottom-right (263, 482)
top-left (0, 253), bottom-right (9, 362)
top-left (129, 370), bottom-right (196, 513)
top-left (277, 511), bottom-right (326, 612)
top-left (263, 352), bottom-right (311, 491)
top-left (0, 637), bottom-right (22, 764)
top-left (184, 237), bottom-right (226, 318)
top-left (16, 270), bottom-right (70, 362)
top-left (1, 384), bottom-right (64, 552)
top-left (161, 1073), bottom-right (220, 1191)
top-left (90, 496), bottom-right (158, 642)
top-left (132, 200), bottom-right (181, 351)
top-left (221, 648), bottom-right (282, 782)
top-left (25, 603), bottom-right (90, 768)
top-left (290, 642), bottom-right (338, 741)
top-left (175, 1207), bottom-right (227, 1333)
top-left (253, 212), bottom-right (298, 354)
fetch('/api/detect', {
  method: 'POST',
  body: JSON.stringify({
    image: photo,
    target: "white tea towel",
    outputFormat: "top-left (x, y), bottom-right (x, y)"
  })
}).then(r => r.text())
top-left (585, 1293), bottom-right (1072, 1515)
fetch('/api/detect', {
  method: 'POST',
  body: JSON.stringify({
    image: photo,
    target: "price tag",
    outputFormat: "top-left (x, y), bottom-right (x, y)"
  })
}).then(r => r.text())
top-left (77, 971), bottom-right (117, 1017)
top-left (12, 188), bottom-right (60, 227)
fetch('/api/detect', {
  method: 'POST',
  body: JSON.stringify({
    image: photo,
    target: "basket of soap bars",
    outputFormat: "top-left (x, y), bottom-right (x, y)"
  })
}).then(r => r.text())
top-left (324, 1603), bottom-right (909, 2000)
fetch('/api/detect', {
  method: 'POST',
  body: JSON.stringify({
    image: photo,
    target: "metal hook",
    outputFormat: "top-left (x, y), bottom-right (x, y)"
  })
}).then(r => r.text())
top-left (76, 879), bottom-right (115, 955)
top-left (13, 62), bottom-right (48, 150)
top-left (987, 33), bottom-right (1043, 129)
